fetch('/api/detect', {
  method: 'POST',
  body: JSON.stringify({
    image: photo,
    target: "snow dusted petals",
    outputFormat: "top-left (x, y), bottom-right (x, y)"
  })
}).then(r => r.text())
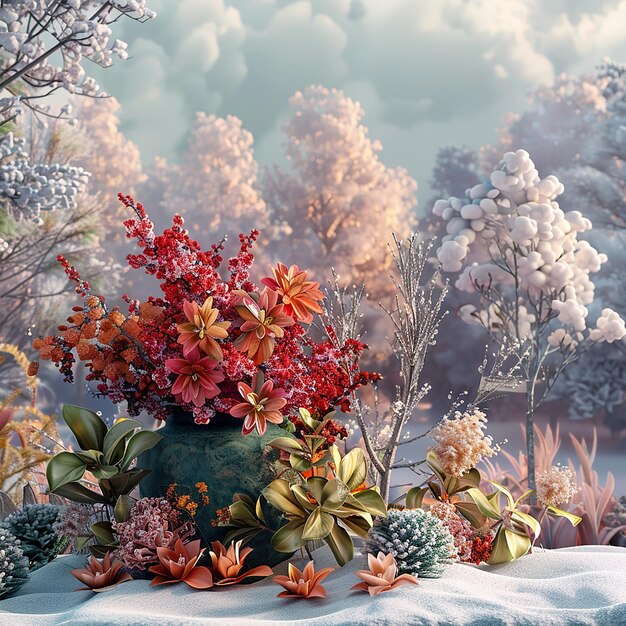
top-left (589, 308), bottom-right (626, 343)
top-left (536, 466), bottom-right (578, 508)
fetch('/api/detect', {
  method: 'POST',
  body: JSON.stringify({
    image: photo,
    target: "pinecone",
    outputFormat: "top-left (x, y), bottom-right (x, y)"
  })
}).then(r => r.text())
top-left (1, 504), bottom-right (65, 570)
top-left (365, 508), bottom-right (456, 578)
top-left (0, 528), bottom-right (29, 598)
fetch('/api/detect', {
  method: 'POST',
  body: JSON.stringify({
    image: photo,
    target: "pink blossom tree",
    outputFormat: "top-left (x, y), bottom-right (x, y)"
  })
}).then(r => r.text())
top-left (263, 86), bottom-right (418, 300)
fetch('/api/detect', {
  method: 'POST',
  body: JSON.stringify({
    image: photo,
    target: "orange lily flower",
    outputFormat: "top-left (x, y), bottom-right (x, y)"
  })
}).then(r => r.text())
top-left (71, 552), bottom-right (132, 592)
top-left (352, 552), bottom-right (418, 596)
top-left (149, 539), bottom-right (214, 589)
top-left (208, 540), bottom-right (273, 585)
top-left (177, 297), bottom-right (230, 361)
top-left (273, 561), bottom-right (334, 599)
top-left (262, 263), bottom-right (324, 323)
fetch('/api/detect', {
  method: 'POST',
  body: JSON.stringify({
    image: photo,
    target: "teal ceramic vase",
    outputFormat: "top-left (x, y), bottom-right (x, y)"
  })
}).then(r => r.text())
top-left (139, 410), bottom-right (289, 568)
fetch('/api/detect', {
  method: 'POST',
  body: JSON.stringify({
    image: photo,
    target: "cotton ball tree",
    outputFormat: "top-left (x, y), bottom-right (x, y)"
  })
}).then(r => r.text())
top-left (431, 148), bottom-right (626, 495)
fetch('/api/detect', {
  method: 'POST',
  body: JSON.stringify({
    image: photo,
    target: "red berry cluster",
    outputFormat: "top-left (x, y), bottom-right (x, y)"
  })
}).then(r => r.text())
top-left (468, 533), bottom-right (493, 565)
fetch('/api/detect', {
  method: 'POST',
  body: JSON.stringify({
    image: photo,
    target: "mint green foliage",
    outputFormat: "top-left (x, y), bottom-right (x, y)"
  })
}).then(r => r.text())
top-left (1, 504), bottom-right (66, 570)
top-left (366, 508), bottom-right (456, 578)
top-left (0, 527), bottom-right (29, 597)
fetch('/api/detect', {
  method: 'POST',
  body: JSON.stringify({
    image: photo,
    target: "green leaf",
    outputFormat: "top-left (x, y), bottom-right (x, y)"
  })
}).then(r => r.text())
top-left (406, 486), bottom-right (428, 509)
top-left (351, 488), bottom-right (388, 518)
top-left (305, 476), bottom-right (327, 503)
top-left (75, 536), bottom-right (91, 551)
top-left (466, 488), bottom-right (502, 520)
top-left (514, 489), bottom-right (535, 508)
top-left (119, 430), bottom-right (162, 471)
top-left (289, 452), bottom-right (312, 472)
top-left (510, 510), bottom-right (541, 537)
top-left (291, 485), bottom-right (318, 512)
top-left (302, 508), bottom-right (335, 541)
top-left (52, 481), bottom-right (107, 505)
top-left (114, 495), bottom-right (133, 522)
top-left (486, 481), bottom-right (515, 510)
top-left (100, 468), bottom-right (150, 499)
top-left (547, 506), bottom-right (582, 527)
top-left (229, 500), bottom-right (261, 528)
top-left (337, 448), bottom-right (367, 492)
top-left (426, 449), bottom-right (447, 484)
top-left (62, 404), bottom-right (108, 452)
top-left (73, 450), bottom-right (104, 466)
top-left (225, 527), bottom-right (263, 546)
top-left (302, 435), bottom-right (327, 455)
top-left (268, 437), bottom-right (304, 455)
top-left (46, 452), bottom-right (86, 492)
top-left (271, 520), bottom-right (307, 552)
top-left (325, 523), bottom-right (354, 566)
top-left (320, 479), bottom-right (350, 511)
top-left (299, 407), bottom-right (321, 431)
top-left (91, 465), bottom-right (119, 480)
top-left (454, 501), bottom-right (488, 528)
top-left (488, 527), bottom-right (514, 564)
top-left (338, 514), bottom-right (372, 537)
top-left (504, 528), bottom-right (532, 560)
top-left (91, 521), bottom-right (116, 545)
top-left (233, 493), bottom-right (256, 508)
top-left (103, 419), bottom-right (141, 464)
top-left (263, 479), bottom-right (304, 516)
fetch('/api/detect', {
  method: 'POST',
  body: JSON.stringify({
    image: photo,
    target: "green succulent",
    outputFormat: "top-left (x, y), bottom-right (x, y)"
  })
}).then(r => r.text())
top-left (366, 508), bottom-right (456, 578)
top-left (0, 527), bottom-right (30, 597)
top-left (1, 504), bottom-right (66, 570)
top-left (45, 404), bottom-right (162, 557)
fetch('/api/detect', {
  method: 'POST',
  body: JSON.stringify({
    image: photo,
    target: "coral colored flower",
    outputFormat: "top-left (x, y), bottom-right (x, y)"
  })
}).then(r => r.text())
top-left (149, 539), bottom-right (214, 589)
top-left (165, 351), bottom-right (225, 407)
top-left (71, 552), bottom-right (132, 592)
top-left (234, 289), bottom-right (294, 364)
top-left (177, 297), bottom-right (230, 361)
top-left (352, 552), bottom-right (418, 596)
top-left (230, 371), bottom-right (286, 435)
top-left (208, 540), bottom-right (273, 585)
top-left (262, 263), bottom-right (324, 323)
top-left (273, 561), bottom-right (334, 599)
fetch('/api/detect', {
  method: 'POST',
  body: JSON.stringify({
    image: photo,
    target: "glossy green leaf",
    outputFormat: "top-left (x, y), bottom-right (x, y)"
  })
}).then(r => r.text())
top-left (305, 476), bottom-right (327, 503)
top-left (426, 449), bottom-right (447, 484)
top-left (268, 437), bottom-right (304, 455)
top-left (271, 519), bottom-right (307, 552)
top-left (263, 479), bottom-right (304, 516)
top-left (406, 486), bottom-right (428, 509)
top-left (103, 419), bottom-right (141, 464)
top-left (52, 481), bottom-right (107, 505)
top-left (229, 500), bottom-right (261, 528)
top-left (119, 430), bottom-right (162, 471)
top-left (466, 488), bottom-right (501, 519)
top-left (225, 527), bottom-right (263, 546)
top-left (91, 521), bottom-right (116, 544)
top-left (351, 488), bottom-right (387, 518)
top-left (100, 468), bottom-right (150, 499)
top-left (514, 489), bottom-right (535, 508)
top-left (299, 408), bottom-right (321, 431)
top-left (114, 495), bottom-right (133, 522)
top-left (46, 452), bottom-right (86, 492)
top-left (487, 481), bottom-right (515, 510)
top-left (504, 527), bottom-right (532, 560)
top-left (75, 536), bottom-right (91, 551)
top-left (91, 465), bottom-right (119, 480)
top-left (325, 523), bottom-right (354, 566)
top-left (338, 514), bottom-right (372, 537)
top-left (488, 527), bottom-right (514, 564)
top-left (547, 506), bottom-right (582, 527)
top-left (454, 501), bottom-right (488, 528)
top-left (291, 484), bottom-right (317, 512)
top-left (320, 479), bottom-right (350, 510)
top-left (73, 450), bottom-right (104, 466)
top-left (337, 448), bottom-right (367, 492)
top-left (302, 508), bottom-right (335, 541)
top-left (510, 510), bottom-right (541, 537)
top-left (289, 452), bottom-right (312, 472)
top-left (62, 404), bottom-right (108, 452)
top-left (233, 492), bottom-right (256, 508)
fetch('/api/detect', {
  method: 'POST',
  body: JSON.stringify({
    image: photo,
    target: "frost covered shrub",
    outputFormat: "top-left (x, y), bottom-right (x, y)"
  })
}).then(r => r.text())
top-left (366, 508), bottom-right (456, 578)
top-left (1, 504), bottom-right (65, 570)
top-left (0, 528), bottom-right (29, 598)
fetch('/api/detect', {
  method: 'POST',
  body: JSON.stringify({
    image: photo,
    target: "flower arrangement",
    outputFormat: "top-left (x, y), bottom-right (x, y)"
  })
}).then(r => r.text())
top-left (32, 195), bottom-right (374, 428)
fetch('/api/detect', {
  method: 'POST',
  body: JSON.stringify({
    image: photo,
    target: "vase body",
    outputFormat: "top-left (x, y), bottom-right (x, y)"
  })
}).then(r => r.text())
top-left (139, 410), bottom-right (289, 568)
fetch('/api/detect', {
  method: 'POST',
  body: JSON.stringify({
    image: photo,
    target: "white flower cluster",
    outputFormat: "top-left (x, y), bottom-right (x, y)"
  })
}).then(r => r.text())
top-left (433, 149), bottom-right (626, 345)
top-left (0, 1), bottom-right (155, 119)
top-left (0, 133), bottom-right (90, 221)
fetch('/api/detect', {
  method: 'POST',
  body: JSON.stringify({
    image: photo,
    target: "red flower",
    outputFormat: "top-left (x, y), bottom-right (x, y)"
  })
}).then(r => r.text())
top-left (234, 289), bottom-right (294, 364)
top-left (165, 350), bottom-right (225, 407)
top-left (262, 263), bottom-right (324, 323)
top-left (230, 370), bottom-right (286, 435)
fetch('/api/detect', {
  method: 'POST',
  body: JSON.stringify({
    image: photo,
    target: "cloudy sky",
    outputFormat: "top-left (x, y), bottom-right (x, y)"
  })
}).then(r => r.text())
top-left (93, 0), bottom-right (626, 205)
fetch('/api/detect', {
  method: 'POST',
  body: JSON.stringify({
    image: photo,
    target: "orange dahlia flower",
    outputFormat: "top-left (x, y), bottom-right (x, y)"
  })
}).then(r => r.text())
top-left (230, 370), bottom-right (286, 435)
top-left (177, 297), bottom-right (230, 361)
top-left (165, 350), bottom-right (225, 407)
top-left (262, 263), bottom-right (324, 323)
top-left (234, 289), bottom-right (294, 364)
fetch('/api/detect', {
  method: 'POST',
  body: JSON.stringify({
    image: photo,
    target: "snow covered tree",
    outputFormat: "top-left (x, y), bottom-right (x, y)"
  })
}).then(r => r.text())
top-left (263, 85), bottom-right (418, 300)
top-left (0, 0), bottom-right (155, 124)
top-left (161, 113), bottom-right (268, 243)
top-left (431, 148), bottom-right (626, 495)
